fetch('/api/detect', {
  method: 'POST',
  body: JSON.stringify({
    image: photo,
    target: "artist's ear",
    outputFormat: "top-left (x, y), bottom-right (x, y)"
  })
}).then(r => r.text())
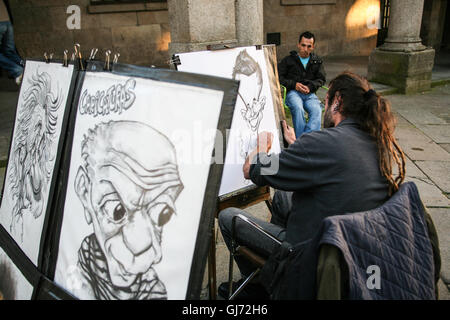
top-left (75, 166), bottom-right (92, 225)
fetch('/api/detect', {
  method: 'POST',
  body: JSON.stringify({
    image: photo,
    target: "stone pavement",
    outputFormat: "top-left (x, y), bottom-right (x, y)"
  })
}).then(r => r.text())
top-left (0, 53), bottom-right (449, 300)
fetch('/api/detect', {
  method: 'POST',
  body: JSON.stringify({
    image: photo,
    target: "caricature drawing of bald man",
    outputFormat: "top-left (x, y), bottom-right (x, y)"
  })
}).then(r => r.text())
top-left (72, 120), bottom-right (183, 300)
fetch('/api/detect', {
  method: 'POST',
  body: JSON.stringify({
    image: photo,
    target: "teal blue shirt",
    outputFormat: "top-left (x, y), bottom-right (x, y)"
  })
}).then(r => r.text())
top-left (299, 56), bottom-right (310, 69)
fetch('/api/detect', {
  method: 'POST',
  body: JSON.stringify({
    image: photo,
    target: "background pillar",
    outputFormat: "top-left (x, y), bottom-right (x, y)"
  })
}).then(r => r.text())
top-left (368, 0), bottom-right (435, 94)
top-left (235, 0), bottom-right (263, 47)
top-left (168, 0), bottom-right (237, 56)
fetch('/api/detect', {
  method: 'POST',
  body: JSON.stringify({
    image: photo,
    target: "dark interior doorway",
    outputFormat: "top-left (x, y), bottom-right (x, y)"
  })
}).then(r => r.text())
top-left (376, 0), bottom-right (390, 47)
top-left (442, 2), bottom-right (450, 50)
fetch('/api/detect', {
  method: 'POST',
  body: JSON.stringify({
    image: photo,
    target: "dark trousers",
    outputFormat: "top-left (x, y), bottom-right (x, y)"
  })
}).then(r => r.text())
top-left (0, 21), bottom-right (23, 78)
top-left (218, 190), bottom-right (292, 277)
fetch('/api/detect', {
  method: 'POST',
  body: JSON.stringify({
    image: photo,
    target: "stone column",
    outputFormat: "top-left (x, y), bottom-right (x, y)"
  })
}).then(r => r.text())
top-left (381, 0), bottom-right (426, 51)
top-left (168, 0), bottom-right (237, 57)
top-left (368, 0), bottom-right (435, 94)
top-left (235, 0), bottom-right (264, 46)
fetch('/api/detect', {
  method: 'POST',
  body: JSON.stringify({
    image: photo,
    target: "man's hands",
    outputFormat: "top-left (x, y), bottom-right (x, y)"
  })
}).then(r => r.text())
top-left (281, 120), bottom-right (296, 145)
top-left (256, 131), bottom-right (273, 154)
top-left (295, 82), bottom-right (310, 94)
top-left (243, 132), bottom-right (274, 179)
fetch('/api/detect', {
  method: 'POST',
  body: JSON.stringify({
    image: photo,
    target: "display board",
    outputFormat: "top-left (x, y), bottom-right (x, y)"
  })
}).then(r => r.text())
top-left (49, 62), bottom-right (238, 300)
top-left (0, 57), bottom-right (238, 300)
top-left (176, 45), bottom-right (282, 196)
top-left (0, 60), bottom-right (77, 267)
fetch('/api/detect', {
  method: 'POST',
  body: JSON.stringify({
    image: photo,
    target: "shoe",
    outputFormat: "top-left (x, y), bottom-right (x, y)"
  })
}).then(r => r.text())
top-left (15, 73), bottom-right (23, 86)
top-left (218, 278), bottom-right (269, 300)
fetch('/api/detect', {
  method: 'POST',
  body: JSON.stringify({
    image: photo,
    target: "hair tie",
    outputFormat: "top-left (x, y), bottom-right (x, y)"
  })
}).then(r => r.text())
top-left (364, 89), bottom-right (377, 101)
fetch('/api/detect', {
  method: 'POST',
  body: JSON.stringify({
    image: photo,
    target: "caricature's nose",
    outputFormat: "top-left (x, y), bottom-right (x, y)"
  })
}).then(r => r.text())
top-left (122, 210), bottom-right (154, 256)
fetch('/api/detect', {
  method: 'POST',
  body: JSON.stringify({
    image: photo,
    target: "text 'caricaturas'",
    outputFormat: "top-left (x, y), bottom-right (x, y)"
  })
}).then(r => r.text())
top-left (79, 78), bottom-right (136, 117)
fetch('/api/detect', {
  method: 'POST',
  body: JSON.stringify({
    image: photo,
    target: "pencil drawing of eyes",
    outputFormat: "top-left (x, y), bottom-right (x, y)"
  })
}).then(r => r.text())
top-left (73, 120), bottom-right (183, 299)
top-left (100, 193), bottom-right (127, 224)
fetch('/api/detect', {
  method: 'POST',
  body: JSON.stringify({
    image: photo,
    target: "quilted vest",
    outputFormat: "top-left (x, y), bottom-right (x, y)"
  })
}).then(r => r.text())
top-left (320, 182), bottom-right (436, 299)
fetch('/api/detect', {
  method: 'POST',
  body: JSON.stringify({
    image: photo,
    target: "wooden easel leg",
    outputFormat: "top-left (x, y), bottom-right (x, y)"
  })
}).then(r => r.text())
top-left (265, 198), bottom-right (274, 216)
top-left (208, 222), bottom-right (217, 300)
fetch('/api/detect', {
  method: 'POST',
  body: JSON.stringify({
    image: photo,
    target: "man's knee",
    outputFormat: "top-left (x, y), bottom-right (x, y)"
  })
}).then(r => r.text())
top-left (306, 97), bottom-right (321, 113)
top-left (218, 207), bottom-right (242, 234)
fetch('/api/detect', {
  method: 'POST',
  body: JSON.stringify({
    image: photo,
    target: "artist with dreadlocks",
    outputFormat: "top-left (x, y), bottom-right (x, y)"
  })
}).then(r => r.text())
top-left (218, 72), bottom-right (441, 299)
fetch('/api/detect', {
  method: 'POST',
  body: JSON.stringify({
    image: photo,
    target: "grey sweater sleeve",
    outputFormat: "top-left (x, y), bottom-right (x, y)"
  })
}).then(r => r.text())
top-left (249, 135), bottom-right (320, 191)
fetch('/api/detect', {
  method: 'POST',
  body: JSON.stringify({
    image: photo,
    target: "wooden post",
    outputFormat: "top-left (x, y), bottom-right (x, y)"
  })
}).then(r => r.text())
top-left (207, 185), bottom-right (273, 299)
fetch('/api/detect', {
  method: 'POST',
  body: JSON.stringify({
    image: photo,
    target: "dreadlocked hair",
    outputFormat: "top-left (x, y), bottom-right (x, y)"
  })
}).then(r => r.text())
top-left (327, 72), bottom-right (406, 196)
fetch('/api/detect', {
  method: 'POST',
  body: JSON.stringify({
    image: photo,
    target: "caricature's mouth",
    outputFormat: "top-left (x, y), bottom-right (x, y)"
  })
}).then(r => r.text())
top-left (115, 257), bottom-right (135, 281)
top-left (107, 246), bottom-right (137, 285)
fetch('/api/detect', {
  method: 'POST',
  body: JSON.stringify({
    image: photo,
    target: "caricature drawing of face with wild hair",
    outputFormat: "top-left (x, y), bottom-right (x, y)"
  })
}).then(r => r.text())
top-left (74, 120), bottom-right (183, 300)
top-left (8, 70), bottom-right (62, 240)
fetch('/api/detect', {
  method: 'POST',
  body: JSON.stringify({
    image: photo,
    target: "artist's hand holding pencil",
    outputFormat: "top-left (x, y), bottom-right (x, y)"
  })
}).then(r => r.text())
top-left (257, 131), bottom-right (273, 154)
top-left (281, 120), bottom-right (296, 146)
top-left (243, 131), bottom-right (273, 179)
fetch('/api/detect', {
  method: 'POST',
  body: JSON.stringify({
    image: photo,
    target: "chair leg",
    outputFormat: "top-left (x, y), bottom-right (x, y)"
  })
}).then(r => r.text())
top-left (229, 269), bottom-right (260, 300)
top-left (228, 244), bottom-right (235, 300)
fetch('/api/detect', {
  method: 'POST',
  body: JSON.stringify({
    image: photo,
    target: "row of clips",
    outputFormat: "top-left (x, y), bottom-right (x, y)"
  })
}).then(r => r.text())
top-left (167, 43), bottom-right (264, 66)
top-left (43, 44), bottom-right (120, 71)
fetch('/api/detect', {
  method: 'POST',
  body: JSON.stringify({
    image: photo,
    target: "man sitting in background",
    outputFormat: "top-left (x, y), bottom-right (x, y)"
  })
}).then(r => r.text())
top-left (278, 31), bottom-right (326, 137)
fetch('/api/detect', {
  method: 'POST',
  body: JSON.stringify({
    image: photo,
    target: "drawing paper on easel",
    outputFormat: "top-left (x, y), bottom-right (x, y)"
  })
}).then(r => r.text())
top-left (177, 46), bottom-right (281, 196)
top-left (0, 60), bottom-right (75, 265)
top-left (52, 66), bottom-right (232, 300)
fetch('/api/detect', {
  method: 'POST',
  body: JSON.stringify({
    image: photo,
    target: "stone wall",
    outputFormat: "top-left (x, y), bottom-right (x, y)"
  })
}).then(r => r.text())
top-left (264, 0), bottom-right (380, 61)
top-left (8, 0), bottom-right (170, 67)
top-left (11, 0), bottom-right (440, 68)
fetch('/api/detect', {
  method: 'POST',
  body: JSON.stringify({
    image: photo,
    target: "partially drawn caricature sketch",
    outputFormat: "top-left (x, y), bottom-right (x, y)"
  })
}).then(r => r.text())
top-left (176, 46), bottom-right (281, 197)
top-left (232, 49), bottom-right (266, 133)
top-left (232, 49), bottom-right (266, 164)
top-left (69, 120), bottom-right (183, 300)
top-left (8, 70), bottom-right (62, 241)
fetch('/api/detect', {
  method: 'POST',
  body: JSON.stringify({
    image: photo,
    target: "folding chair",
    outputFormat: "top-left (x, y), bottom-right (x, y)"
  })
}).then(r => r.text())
top-left (227, 213), bottom-right (283, 300)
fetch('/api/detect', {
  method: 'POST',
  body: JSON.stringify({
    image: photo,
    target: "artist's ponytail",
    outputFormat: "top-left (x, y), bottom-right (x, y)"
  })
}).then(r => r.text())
top-left (328, 72), bottom-right (405, 195)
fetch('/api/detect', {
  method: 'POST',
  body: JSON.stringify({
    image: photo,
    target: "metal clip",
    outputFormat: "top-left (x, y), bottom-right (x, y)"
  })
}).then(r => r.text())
top-left (63, 50), bottom-right (69, 67)
top-left (113, 53), bottom-right (120, 64)
top-left (74, 43), bottom-right (84, 70)
top-left (74, 43), bottom-right (80, 58)
top-left (104, 50), bottom-right (112, 71)
top-left (89, 48), bottom-right (99, 61)
top-left (44, 52), bottom-right (53, 63)
top-left (167, 54), bottom-right (181, 66)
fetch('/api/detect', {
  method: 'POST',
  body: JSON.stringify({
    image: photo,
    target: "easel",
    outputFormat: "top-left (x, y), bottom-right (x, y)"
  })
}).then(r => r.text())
top-left (171, 43), bottom-right (285, 300)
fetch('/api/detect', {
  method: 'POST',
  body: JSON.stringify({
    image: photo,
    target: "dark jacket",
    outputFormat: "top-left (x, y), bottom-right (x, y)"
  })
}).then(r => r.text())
top-left (260, 183), bottom-right (441, 300)
top-left (319, 182), bottom-right (439, 300)
top-left (278, 50), bottom-right (326, 93)
top-left (250, 118), bottom-right (390, 245)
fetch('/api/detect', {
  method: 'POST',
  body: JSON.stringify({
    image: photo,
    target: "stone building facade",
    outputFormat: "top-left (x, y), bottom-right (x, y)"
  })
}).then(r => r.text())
top-left (5, 0), bottom-right (450, 68)
top-left (8, 0), bottom-right (170, 67)
top-left (264, 0), bottom-right (380, 60)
